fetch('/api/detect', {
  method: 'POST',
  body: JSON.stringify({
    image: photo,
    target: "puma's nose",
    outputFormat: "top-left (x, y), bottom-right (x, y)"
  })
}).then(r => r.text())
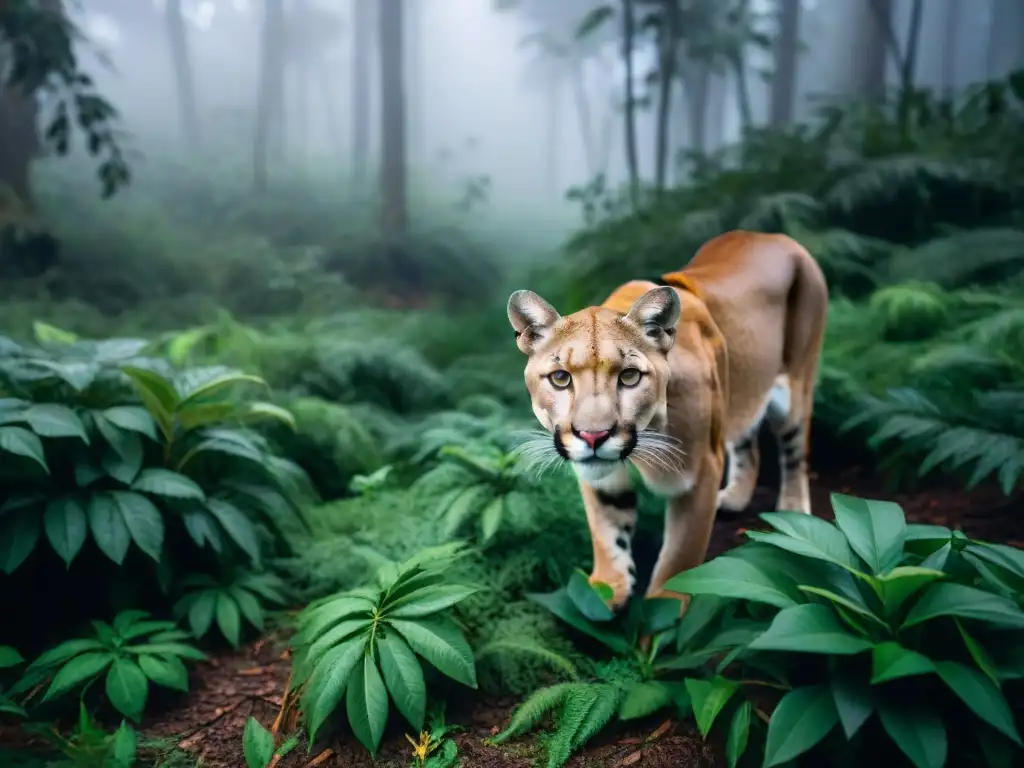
top-left (575, 429), bottom-right (611, 449)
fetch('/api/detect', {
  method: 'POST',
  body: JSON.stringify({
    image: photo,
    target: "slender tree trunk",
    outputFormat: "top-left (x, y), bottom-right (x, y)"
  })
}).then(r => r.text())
top-left (569, 56), bottom-right (598, 178)
top-left (254, 0), bottom-right (285, 191)
top-left (900, 0), bottom-right (924, 94)
top-left (987, 0), bottom-right (1024, 79)
top-left (545, 72), bottom-right (560, 196)
top-left (654, 0), bottom-right (679, 191)
top-left (769, 0), bottom-right (800, 126)
top-left (165, 0), bottom-right (200, 147)
top-left (732, 56), bottom-right (752, 130)
top-left (352, 0), bottom-right (374, 184)
top-left (941, 0), bottom-right (960, 94)
top-left (856, 0), bottom-right (888, 98)
top-left (405, 0), bottom-right (421, 165)
top-left (379, 0), bottom-right (407, 237)
top-left (621, 0), bottom-right (640, 207)
top-left (683, 62), bottom-right (710, 153)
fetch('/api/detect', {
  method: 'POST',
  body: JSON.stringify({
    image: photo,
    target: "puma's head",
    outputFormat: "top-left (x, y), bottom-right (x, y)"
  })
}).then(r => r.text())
top-left (507, 286), bottom-right (680, 483)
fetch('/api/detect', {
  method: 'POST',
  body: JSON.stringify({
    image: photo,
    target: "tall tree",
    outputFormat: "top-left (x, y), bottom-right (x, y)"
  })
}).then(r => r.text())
top-left (254, 0), bottom-right (286, 191)
top-left (352, 0), bottom-right (374, 184)
top-left (654, 0), bottom-right (680, 190)
top-left (621, 0), bottom-right (640, 207)
top-left (987, 0), bottom-right (1024, 79)
top-left (379, 0), bottom-right (407, 237)
top-left (769, 0), bottom-right (800, 126)
top-left (164, 0), bottom-right (200, 147)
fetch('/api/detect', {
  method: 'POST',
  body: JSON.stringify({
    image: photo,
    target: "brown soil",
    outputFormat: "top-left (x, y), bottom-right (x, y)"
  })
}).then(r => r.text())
top-left (8, 467), bottom-right (1022, 767)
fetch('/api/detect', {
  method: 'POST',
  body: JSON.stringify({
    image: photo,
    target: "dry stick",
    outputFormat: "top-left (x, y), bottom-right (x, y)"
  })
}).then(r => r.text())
top-left (304, 748), bottom-right (334, 767)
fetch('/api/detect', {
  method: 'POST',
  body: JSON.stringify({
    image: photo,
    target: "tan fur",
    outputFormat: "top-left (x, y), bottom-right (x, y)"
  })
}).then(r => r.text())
top-left (507, 231), bottom-right (828, 612)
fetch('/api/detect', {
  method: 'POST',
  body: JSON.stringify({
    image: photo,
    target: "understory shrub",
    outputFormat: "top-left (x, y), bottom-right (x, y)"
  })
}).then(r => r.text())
top-left (0, 330), bottom-right (311, 651)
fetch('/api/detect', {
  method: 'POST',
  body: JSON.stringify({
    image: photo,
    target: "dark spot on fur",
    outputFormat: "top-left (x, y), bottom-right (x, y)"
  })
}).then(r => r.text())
top-left (780, 425), bottom-right (801, 444)
top-left (552, 427), bottom-right (570, 460)
top-left (620, 428), bottom-right (638, 460)
top-left (596, 489), bottom-right (637, 509)
top-left (615, 535), bottom-right (629, 551)
top-left (783, 455), bottom-right (802, 472)
top-left (628, 564), bottom-right (637, 578)
top-left (719, 449), bottom-right (731, 491)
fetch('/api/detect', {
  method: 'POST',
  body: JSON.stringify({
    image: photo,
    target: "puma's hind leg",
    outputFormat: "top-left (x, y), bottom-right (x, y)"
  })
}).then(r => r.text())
top-left (716, 429), bottom-right (760, 513)
top-left (766, 374), bottom-right (813, 514)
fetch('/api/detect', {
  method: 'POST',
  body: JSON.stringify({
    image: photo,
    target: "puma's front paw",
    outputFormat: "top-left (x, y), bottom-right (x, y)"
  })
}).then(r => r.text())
top-left (588, 574), bottom-right (633, 613)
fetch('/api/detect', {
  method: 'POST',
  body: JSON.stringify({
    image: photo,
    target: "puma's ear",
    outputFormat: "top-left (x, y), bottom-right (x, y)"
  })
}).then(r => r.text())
top-left (507, 290), bottom-right (561, 354)
top-left (624, 286), bottom-right (680, 352)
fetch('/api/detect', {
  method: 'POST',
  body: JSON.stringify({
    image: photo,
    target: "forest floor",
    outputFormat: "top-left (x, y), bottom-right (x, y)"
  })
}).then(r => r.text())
top-left (129, 465), bottom-right (1023, 768)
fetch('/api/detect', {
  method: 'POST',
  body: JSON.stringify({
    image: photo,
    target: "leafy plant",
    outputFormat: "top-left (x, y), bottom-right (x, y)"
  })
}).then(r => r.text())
top-left (414, 443), bottom-right (539, 545)
top-left (491, 571), bottom-right (690, 767)
top-left (173, 571), bottom-right (290, 647)
top-left (25, 703), bottom-right (138, 768)
top-left (242, 715), bottom-right (299, 768)
top-left (15, 609), bottom-right (205, 721)
top-left (290, 544), bottom-right (480, 755)
top-left (665, 493), bottom-right (1024, 767)
top-left (0, 333), bottom-right (310, 605)
top-left (0, 645), bottom-right (26, 717)
top-left (406, 704), bottom-right (461, 768)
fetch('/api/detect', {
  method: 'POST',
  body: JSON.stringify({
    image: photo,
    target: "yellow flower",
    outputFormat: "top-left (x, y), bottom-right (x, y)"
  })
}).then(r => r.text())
top-left (405, 731), bottom-right (433, 765)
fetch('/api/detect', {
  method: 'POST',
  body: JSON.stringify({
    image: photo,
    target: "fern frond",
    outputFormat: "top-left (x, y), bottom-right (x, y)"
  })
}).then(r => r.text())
top-left (475, 639), bottom-right (580, 680)
top-left (736, 191), bottom-right (823, 232)
top-left (543, 685), bottom-right (602, 768)
top-left (887, 227), bottom-right (1024, 289)
top-left (491, 683), bottom-right (575, 743)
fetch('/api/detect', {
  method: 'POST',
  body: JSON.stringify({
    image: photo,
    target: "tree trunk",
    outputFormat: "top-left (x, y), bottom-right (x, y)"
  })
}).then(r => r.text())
top-left (987, 0), bottom-right (1024, 79)
top-left (941, 0), bottom-right (960, 94)
top-left (545, 72), bottom-right (560, 196)
top-left (683, 62), bottom-right (710, 154)
top-left (900, 0), bottom-right (924, 94)
top-left (856, 0), bottom-right (888, 98)
top-left (621, 0), bottom-right (640, 208)
top-left (569, 55), bottom-right (598, 178)
top-left (352, 0), bottom-right (374, 184)
top-left (165, 0), bottom-right (200, 147)
top-left (769, 0), bottom-right (800, 126)
top-left (732, 55), bottom-right (752, 130)
top-left (379, 0), bottom-right (407, 238)
top-left (654, 0), bottom-right (679, 191)
top-left (254, 0), bottom-right (285, 191)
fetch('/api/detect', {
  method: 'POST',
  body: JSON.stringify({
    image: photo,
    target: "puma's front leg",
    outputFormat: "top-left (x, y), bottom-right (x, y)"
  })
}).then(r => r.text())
top-left (646, 456), bottom-right (723, 613)
top-left (576, 465), bottom-right (638, 611)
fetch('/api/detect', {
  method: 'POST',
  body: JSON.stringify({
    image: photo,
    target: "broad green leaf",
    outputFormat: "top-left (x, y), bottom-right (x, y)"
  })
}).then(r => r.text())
top-left (86, 494), bottom-right (132, 565)
top-left (138, 654), bottom-right (189, 692)
top-left (243, 716), bottom-right (275, 768)
top-left (641, 597), bottom-right (684, 636)
top-left (346, 652), bottom-right (389, 756)
top-left (106, 657), bottom-right (149, 721)
top-left (566, 569), bottom-right (615, 622)
top-left (934, 661), bottom-right (1022, 745)
top-left (0, 426), bottom-right (48, 470)
top-left (874, 566), bottom-right (945, 615)
top-left (121, 366), bottom-right (179, 438)
top-left (685, 677), bottom-right (738, 738)
top-left (902, 583), bottom-right (1024, 630)
top-left (205, 499), bottom-right (260, 565)
top-left (0, 509), bottom-right (43, 574)
top-left (440, 484), bottom-right (489, 539)
top-left (43, 497), bottom-right (88, 567)
top-left (42, 652), bottom-right (114, 700)
top-left (725, 699), bottom-right (751, 768)
top-left (664, 555), bottom-right (799, 608)
top-left (33, 320), bottom-right (78, 344)
top-left (216, 592), bottom-right (243, 647)
top-left (527, 588), bottom-right (632, 654)
top-left (618, 680), bottom-right (674, 721)
top-left (753, 510), bottom-right (859, 569)
top-left (389, 616), bottom-right (477, 689)
top-left (388, 584), bottom-right (478, 619)
top-left (111, 610), bottom-right (149, 635)
top-left (110, 491), bottom-right (164, 562)
top-left (295, 595), bottom-right (375, 645)
top-left (830, 676), bottom-right (874, 739)
top-left (0, 646), bottom-right (24, 668)
top-left (131, 468), bottom-right (205, 499)
top-left (178, 371), bottom-right (267, 407)
top-left (229, 586), bottom-right (265, 630)
top-left (479, 496), bottom-right (504, 544)
top-left (98, 422), bottom-right (144, 484)
top-left (377, 631), bottom-right (426, 731)
top-left (967, 542), bottom-right (1024, 581)
top-left (748, 604), bottom-right (873, 655)
top-left (304, 638), bottom-right (366, 741)
top-left (181, 507), bottom-right (223, 552)
top-left (954, 619), bottom-right (999, 683)
top-left (28, 638), bottom-right (105, 669)
top-left (21, 404), bottom-right (89, 442)
top-left (110, 720), bottom-right (136, 768)
top-left (300, 620), bottom-right (369, 676)
top-left (797, 585), bottom-right (888, 629)
top-left (124, 643), bottom-right (207, 661)
top-left (676, 596), bottom-right (726, 651)
top-left (187, 591), bottom-right (217, 637)
top-left (763, 685), bottom-right (838, 767)
top-left (237, 401), bottom-right (296, 430)
top-left (103, 406), bottom-right (158, 440)
top-left (830, 493), bottom-right (906, 573)
top-left (877, 699), bottom-right (946, 768)
top-left (871, 642), bottom-right (935, 683)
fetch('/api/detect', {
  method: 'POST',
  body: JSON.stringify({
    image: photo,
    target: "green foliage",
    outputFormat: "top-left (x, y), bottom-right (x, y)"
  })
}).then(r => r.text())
top-left (242, 716), bottom-right (299, 768)
top-left (290, 544), bottom-right (479, 755)
top-left (0, 332), bottom-right (310, 642)
top-left (24, 704), bottom-right (138, 768)
top-left (172, 571), bottom-right (290, 648)
top-left (14, 610), bottom-right (205, 722)
top-left (665, 493), bottom-right (1024, 767)
top-left (0, 645), bottom-right (27, 718)
top-left (406, 705), bottom-right (461, 768)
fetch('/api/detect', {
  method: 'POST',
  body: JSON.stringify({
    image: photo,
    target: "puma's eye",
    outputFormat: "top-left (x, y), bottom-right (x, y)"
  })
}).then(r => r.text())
top-left (619, 368), bottom-right (642, 387)
top-left (548, 370), bottom-right (572, 389)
